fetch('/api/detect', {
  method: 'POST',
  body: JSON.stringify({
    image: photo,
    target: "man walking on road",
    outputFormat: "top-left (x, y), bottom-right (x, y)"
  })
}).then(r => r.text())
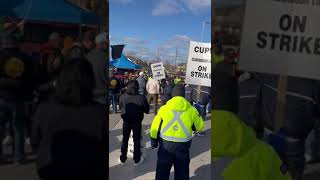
top-left (150, 85), bottom-right (204, 180)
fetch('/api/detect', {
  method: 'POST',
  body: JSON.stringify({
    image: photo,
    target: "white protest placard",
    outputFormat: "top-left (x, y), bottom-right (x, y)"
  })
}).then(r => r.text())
top-left (185, 41), bottom-right (211, 87)
top-left (239, 0), bottom-right (320, 80)
top-left (151, 62), bottom-right (166, 80)
top-left (127, 130), bottom-right (146, 158)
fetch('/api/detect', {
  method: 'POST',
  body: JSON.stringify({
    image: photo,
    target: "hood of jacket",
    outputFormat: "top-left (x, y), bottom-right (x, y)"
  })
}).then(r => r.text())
top-left (165, 96), bottom-right (190, 111)
top-left (212, 110), bottom-right (257, 157)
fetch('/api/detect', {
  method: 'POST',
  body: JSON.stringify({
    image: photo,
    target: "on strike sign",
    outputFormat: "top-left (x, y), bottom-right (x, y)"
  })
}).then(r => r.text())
top-left (185, 41), bottom-right (211, 87)
top-left (239, 0), bottom-right (320, 80)
top-left (151, 62), bottom-right (165, 80)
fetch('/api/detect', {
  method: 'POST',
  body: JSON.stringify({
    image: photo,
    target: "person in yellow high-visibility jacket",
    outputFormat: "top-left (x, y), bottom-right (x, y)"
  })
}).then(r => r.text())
top-left (173, 76), bottom-right (182, 85)
top-left (150, 84), bottom-right (204, 180)
top-left (212, 61), bottom-right (292, 180)
top-left (212, 42), bottom-right (224, 65)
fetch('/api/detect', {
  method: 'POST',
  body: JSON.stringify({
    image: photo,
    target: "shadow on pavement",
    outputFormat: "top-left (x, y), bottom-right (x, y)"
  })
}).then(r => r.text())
top-left (190, 164), bottom-right (211, 180)
top-left (190, 129), bottom-right (211, 159)
top-left (168, 164), bottom-right (211, 180)
top-left (109, 126), bottom-right (211, 180)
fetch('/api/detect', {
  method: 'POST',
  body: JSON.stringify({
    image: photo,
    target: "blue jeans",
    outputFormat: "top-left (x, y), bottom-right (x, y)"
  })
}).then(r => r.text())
top-left (193, 102), bottom-right (206, 121)
top-left (207, 100), bottom-right (212, 113)
top-left (109, 92), bottom-right (118, 112)
top-left (0, 99), bottom-right (25, 161)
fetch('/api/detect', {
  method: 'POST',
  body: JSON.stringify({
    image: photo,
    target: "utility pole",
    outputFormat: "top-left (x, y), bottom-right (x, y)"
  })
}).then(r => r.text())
top-left (157, 48), bottom-right (160, 63)
top-left (175, 47), bottom-right (178, 72)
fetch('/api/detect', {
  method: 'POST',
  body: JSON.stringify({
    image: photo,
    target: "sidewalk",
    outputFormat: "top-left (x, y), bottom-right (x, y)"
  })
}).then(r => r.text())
top-left (109, 113), bottom-right (211, 180)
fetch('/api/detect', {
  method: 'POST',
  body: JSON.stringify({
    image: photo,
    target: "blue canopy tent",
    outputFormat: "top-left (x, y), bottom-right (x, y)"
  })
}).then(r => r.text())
top-left (110, 54), bottom-right (141, 70)
top-left (0, 0), bottom-right (99, 25)
top-left (0, 0), bottom-right (24, 15)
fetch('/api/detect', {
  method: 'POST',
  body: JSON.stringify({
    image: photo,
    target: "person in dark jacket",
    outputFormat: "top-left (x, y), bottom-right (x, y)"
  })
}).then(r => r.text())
top-left (109, 74), bottom-right (121, 113)
top-left (160, 79), bottom-right (173, 106)
top-left (86, 32), bottom-right (108, 104)
top-left (255, 74), bottom-right (320, 180)
top-left (185, 84), bottom-right (193, 104)
top-left (118, 80), bottom-right (149, 166)
top-left (191, 85), bottom-right (210, 136)
top-left (0, 33), bottom-right (35, 164)
top-left (37, 33), bottom-right (64, 103)
top-left (238, 71), bottom-right (264, 138)
top-left (136, 72), bottom-right (146, 95)
top-left (31, 58), bottom-right (107, 180)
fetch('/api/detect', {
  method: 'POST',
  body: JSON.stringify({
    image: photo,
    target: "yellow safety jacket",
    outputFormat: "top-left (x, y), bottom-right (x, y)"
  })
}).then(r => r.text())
top-left (212, 110), bottom-right (292, 180)
top-left (151, 96), bottom-right (204, 142)
top-left (174, 78), bottom-right (182, 85)
top-left (212, 54), bottom-right (224, 65)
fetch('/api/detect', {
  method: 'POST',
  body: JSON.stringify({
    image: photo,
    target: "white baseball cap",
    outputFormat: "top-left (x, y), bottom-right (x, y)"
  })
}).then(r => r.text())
top-left (95, 32), bottom-right (108, 44)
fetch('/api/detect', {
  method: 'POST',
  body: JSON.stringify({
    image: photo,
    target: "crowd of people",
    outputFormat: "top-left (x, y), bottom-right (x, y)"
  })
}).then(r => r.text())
top-left (109, 72), bottom-right (211, 120)
top-left (117, 77), bottom-right (206, 179)
top-left (0, 19), bottom-right (108, 179)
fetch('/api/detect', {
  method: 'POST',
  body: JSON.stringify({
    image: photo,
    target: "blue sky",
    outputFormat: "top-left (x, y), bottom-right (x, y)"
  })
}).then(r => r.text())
top-left (109, 0), bottom-right (211, 64)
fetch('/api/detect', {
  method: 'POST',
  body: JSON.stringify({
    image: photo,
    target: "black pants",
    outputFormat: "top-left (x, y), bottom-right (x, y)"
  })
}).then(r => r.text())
top-left (148, 94), bottom-right (158, 115)
top-left (120, 122), bottom-right (142, 163)
top-left (155, 141), bottom-right (190, 180)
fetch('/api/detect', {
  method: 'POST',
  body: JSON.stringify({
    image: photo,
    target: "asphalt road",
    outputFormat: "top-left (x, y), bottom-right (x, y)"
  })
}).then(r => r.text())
top-left (109, 113), bottom-right (212, 180)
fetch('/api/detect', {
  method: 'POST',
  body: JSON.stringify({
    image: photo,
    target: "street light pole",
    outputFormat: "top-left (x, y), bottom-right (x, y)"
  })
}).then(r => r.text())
top-left (197, 21), bottom-right (210, 102)
top-left (201, 21), bottom-right (205, 42)
top-left (201, 21), bottom-right (210, 42)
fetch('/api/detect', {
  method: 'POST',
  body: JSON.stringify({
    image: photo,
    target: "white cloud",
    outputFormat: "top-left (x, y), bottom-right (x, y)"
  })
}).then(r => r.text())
top-left (123, 37), bottom-right (148, 45)
top-left (110, 0), bottom-right (134, 4)
top-left (162, 34), bottom-right (192, 49)
top-left (185, 0), bottom-right (211, 13)
top-left (111, 35), bottom-right (193, 62)
top-left (123, 45), bottom-right (157, 61)
top-left (175, 34), bottom-right (193, 42)
top-left (157, 34), bottom-right (192, 64)
top-left (152, 0), bottom-right (185, 16)
top-left (152, 0), bottom-right (210, 16)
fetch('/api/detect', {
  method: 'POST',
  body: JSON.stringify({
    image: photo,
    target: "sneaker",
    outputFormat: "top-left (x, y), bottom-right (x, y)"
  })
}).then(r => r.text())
top-left (25, 138), bottom-right (31, 145)
top-left (2, 136), bottom-right (13, 145)
top-left (192, 131), bottom-right (196, 137)
top-left (196, 132), bottom-right (206, 137)
top-left (134, 157), bottom-right (144, 166)
top-left (118, 158), bottom-right (125, 166)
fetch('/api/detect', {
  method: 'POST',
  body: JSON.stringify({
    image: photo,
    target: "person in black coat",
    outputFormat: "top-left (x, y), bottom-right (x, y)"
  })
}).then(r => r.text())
top-left (160, 79), bottom-right (173, 106)
top-left (31, 58), bottom-right (107, 180)
top-left (118, 80), bottom-right (149, 165)
top-left (0, 33), bottom-right (36, 164)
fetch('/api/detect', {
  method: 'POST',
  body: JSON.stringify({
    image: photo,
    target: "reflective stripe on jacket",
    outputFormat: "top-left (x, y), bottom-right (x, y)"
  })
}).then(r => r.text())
top-left (212, 110), bottom-right (292, 180)
top-left (150, 96), bottom-right (204, 142)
